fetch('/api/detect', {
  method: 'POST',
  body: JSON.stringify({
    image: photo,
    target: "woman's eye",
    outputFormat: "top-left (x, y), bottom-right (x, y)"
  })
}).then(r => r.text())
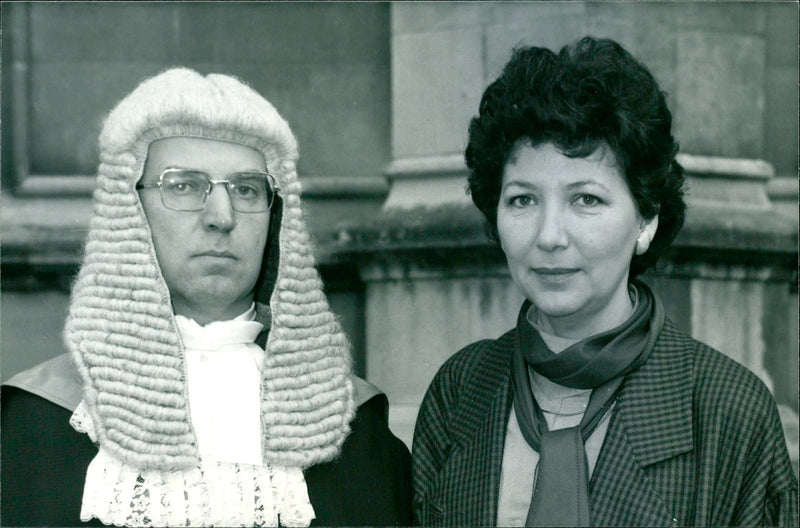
top-left (508, 195), bottom-right (534, 207)
top-left (573, 194), bottom-right (601, 207)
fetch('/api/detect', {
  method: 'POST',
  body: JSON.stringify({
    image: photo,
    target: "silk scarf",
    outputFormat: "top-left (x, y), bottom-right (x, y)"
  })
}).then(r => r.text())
top-left (512, 279), bottom-right (665, 526)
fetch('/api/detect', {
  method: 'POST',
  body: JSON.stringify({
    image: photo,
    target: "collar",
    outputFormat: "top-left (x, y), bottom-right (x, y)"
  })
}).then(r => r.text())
top-left (175, 305), bottom-right (263, 351)
top-left (610, 318), bottom-right (695, 466)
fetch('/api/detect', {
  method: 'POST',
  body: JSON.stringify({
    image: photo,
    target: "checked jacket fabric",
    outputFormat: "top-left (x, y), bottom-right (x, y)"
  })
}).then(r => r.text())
top-left (412, 319), bottom-right (799, 527)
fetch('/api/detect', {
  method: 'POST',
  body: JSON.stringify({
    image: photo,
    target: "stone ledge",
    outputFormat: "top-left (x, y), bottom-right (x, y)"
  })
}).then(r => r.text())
top-left (766, 177), bottom-right (800, 223)
top-left (677, 153), bottom-right (774, 179)
top-left (16, 176), bottom-right (96, 197)
top-left (384, 154), bottom-right (466, 180)
top-left (767, 177), bottom-right (800, 199)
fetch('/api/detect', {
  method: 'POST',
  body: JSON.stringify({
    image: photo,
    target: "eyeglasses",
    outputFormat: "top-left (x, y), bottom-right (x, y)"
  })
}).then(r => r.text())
top-left (136, 167), bottom-right (279, 213)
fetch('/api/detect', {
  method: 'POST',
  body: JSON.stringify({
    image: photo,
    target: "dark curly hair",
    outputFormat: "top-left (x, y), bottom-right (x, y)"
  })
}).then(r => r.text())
top-left (465, 36), bottom-right (685, 277)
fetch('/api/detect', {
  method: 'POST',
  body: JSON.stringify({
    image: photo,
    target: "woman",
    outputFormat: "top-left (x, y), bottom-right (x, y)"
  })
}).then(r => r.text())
top-left (412, 37), bottom-right (798, 527)
top-left (1, 68), bottom-right (411, 526)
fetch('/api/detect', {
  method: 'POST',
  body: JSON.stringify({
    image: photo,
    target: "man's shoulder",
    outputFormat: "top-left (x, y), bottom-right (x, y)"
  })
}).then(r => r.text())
top-left (350, 374), bottom-right (383, 408)
top-left (3, 353), bottom-right (83, 412)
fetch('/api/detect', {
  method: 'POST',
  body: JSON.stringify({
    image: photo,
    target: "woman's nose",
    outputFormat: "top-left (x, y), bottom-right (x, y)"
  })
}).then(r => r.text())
top-left (535, 205), bottom-right (568, 251)
top-left (201, 184), bottom-right (236, 231)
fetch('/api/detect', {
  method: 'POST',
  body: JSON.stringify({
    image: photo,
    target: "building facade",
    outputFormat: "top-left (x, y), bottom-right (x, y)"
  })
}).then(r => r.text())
top-left (1, 2), bottom-right (797, 468)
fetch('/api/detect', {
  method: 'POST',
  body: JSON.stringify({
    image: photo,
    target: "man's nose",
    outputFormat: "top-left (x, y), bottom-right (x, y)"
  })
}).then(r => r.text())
top-left (201, 184), bottom-right (236, 231)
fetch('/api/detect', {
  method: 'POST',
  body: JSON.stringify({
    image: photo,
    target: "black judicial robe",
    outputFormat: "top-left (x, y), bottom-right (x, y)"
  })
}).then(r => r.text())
top-left (1, 354), bottom-right (412, 527)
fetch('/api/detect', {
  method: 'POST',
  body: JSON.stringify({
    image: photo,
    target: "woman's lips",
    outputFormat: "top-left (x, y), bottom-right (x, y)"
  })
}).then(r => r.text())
top-left (532, 268), bottom-right (579, 281)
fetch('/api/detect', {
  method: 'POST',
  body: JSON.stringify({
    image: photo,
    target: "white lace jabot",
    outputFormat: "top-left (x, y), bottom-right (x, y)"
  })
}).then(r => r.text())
top-left (70, 305), bottom-right (317, 526)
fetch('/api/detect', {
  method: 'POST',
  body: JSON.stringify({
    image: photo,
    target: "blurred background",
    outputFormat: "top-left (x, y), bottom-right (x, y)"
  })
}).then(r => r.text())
top-left (1, 2), bottom-right (797, 469)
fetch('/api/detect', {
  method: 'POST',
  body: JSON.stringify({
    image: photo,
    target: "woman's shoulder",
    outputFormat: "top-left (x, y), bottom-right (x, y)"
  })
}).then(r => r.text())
top-left (419, 328), bottom-right (516, 418)
top-left (434, 328), bottom-right (516, 383)
top-left (658, 319), bottom-right (777, 418)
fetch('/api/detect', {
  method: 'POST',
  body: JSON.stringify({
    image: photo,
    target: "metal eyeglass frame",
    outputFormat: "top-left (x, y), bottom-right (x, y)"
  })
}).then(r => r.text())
top-left (136, 167), bottom-right (280, 213)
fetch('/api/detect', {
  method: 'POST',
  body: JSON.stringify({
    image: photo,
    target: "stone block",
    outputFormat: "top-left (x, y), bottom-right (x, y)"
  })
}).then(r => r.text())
top-left (764, 67), bottom-right (799, 177)
top-left (29, 63), bottom-right (167, 175)
top-left (690, 270), bottom-right (772, 391)
top-left (383, 175), bottom-right (473, 210)
top-left (487, 2), bottom-right (586, 26)
top-left (485, 16), bottom-right (587, 81)
top-left (387, 403), bottom-right (420, 449)
top-left (678, 154), bottom-right (773, 209)
top-left (391, 3), bottom-right (486, 35)
top-left (0, 290), bottom-right (71, 382)
top-left (673, 3), bottom-right (766, 33)
top-left (392, 29), bottom-right (483, 158)
top-left (169, 61), bottom-right (389, 181)
top-left (20, 2), bottom-right (391, 181)
top-left (674, 31), bottom-right (765, 159)
top-left (641, 274), bottom-right (692, 335)
top-left (365, 272), bottom-right (523, 408)
top-left (762, 282), bottom-right (799, 409)
top-left (589, 6), bottom-right (679, 100)
top-left (301, 195), bottom-right (386, 261)
top-left (766, 177), bottom-right (799, 224)
top-left (176, 3), bottom-right (389, 64)
top-left (29, 3), bottom-right (175, 62)
top-left (766, 3), bottom-right (799, 68)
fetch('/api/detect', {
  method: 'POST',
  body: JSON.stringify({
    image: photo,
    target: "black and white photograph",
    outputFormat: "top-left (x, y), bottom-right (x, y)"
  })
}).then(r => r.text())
top-left (1, 2), bottom-right (797, 526)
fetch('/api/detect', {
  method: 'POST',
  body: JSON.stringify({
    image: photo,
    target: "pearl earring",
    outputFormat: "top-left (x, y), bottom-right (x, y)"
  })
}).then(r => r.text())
top-left (636, 232), bottom-right (650, 255)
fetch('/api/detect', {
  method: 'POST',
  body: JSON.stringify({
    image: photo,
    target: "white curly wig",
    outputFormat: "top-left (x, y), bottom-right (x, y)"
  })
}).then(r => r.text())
top-left (64, 68), bottom-right (355, 474)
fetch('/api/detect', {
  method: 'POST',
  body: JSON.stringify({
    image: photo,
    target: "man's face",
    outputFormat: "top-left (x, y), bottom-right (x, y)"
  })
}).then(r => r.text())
top-left (139, 137), bottom-right (270, 325)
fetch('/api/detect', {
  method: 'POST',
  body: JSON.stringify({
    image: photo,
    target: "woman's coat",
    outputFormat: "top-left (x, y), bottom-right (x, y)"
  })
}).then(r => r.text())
top-left (412, 319), bottom-right (798, 526)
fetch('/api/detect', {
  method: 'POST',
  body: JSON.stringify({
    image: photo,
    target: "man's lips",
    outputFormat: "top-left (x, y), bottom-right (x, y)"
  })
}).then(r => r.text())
top-left (194, 250), bottom-right (237, 259)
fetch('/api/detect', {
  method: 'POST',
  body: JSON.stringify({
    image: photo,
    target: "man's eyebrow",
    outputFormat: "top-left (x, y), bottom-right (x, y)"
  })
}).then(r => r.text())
top-left (157, 166), bottom-right (270, 174)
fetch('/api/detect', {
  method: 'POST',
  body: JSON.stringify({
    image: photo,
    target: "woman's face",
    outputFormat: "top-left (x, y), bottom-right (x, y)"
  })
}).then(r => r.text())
top-left (497, 141), bottom-right (658, 338)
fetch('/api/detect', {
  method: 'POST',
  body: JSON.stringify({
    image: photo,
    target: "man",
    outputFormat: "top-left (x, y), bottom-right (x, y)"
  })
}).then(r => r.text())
top-left (2, 68), bottom-right (411, 527)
